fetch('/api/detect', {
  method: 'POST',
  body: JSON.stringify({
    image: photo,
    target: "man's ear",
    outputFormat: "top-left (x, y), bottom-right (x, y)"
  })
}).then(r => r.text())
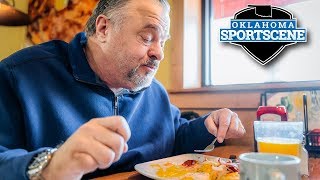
top-left (95, 15), bottom-right (110, 43)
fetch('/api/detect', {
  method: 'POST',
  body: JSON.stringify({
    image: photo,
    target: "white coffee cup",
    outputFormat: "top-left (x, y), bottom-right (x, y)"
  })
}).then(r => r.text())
top-left (239, 152), bottom-right (301, 180)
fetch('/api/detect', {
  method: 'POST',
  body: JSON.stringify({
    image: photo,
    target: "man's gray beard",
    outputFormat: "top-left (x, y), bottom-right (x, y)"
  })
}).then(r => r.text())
top-left (127, 65), bottom-right (156, 92)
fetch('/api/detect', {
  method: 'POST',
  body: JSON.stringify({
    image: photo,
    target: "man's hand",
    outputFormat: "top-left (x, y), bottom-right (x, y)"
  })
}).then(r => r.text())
top-left (42, 116), bottom-right (131, 180)
top-left (204, 108), bottom-right (246, 143)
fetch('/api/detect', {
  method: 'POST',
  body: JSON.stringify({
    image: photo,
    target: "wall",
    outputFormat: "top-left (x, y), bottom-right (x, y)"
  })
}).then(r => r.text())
top-left (0, 0), bottom-right (28, 60)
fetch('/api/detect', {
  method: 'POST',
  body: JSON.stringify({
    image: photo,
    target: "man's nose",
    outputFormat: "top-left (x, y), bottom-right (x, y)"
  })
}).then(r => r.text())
top-left (147, 42), bottom-right (164, 61)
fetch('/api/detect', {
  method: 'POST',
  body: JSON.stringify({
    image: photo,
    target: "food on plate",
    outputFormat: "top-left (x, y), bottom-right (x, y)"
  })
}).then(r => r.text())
top-left (151, 158), bottom-right (239, 180)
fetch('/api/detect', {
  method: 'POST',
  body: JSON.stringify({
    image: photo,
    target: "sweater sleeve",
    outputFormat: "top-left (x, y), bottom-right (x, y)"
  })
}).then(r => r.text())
top-left (0, 148), bottom-right (49, 180)
top-left (0, 61), bottom-right (46, 180)
top-left (171, 104), bottom-right (216, 155)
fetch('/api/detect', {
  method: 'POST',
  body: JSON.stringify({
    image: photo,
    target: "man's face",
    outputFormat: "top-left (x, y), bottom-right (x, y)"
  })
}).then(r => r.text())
top-left (96, 0), bottom-right (170, 91)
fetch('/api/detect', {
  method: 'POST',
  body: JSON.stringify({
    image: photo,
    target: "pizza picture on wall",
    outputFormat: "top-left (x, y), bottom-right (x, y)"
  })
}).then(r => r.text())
top-left (27, 0), bottom-right (99, 44)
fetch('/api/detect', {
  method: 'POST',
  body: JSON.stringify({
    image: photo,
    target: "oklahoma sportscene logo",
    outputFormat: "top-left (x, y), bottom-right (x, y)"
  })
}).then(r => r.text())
top-left (220, 5), bottom-right (307, 65)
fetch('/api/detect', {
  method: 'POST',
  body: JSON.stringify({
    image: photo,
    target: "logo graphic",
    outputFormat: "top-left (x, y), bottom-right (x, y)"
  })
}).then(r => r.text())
top-left (220, 5), bottom-right (307, 65)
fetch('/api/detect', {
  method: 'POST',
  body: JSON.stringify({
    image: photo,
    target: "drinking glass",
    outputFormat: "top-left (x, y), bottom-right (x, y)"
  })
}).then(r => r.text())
top-left (254, 121), bottom-right (303, 156)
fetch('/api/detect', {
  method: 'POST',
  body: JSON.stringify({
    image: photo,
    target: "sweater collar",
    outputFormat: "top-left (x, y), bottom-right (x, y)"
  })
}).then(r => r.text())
top-left (68, 32), bottom-right (106, 87)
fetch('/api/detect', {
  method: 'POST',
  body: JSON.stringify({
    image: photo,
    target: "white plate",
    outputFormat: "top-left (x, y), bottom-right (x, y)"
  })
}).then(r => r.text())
top-left (134, 153), bottom-right (231, 180)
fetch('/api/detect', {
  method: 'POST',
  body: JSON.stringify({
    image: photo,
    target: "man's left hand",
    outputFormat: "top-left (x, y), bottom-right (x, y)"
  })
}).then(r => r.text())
top-left (204, 108), bottom-right (246, 143)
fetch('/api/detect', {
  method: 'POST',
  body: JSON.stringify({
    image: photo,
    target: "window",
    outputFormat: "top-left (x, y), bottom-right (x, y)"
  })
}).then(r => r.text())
top-left (204, 0), bottom-right (320, 86)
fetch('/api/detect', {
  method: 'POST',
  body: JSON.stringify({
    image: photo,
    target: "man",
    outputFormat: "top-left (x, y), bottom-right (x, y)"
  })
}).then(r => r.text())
top-left (0, 0), bottom-right (245, 179)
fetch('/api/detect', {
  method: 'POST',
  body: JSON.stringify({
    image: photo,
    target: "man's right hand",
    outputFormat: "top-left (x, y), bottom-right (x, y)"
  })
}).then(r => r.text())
top-left (41, 116), bottom-right (131, 180)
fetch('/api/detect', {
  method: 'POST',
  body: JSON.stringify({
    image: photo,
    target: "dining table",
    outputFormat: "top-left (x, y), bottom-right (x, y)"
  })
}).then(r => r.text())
top-left (95, 146), bottom-right (320, 180)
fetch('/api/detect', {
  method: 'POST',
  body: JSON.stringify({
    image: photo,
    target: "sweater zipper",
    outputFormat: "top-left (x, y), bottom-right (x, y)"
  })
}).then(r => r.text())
top-left (114, 95), bottom-right (119, 115)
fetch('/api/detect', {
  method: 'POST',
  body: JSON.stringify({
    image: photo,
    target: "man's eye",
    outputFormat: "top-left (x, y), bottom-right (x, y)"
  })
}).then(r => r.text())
top-left (141, 35), bottom-right (153, 44)
top-left (143, 37), bottom-right (151, 42)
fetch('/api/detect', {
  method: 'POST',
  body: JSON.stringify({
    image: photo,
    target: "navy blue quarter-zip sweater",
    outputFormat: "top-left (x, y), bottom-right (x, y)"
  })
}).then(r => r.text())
top-left (0, 32), bottom-right (214, 179)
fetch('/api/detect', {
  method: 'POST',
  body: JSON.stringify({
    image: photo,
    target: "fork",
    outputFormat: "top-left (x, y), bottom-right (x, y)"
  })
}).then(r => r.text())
top-left (194, 138), bottom-right (217, 153)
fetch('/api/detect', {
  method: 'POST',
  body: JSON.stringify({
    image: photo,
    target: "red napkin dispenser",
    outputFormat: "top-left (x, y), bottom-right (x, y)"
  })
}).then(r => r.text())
top-left (257, 106), bottom-right (288, 121)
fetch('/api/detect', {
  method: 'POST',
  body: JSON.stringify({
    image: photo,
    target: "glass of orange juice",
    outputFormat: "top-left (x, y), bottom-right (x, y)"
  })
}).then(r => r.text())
top-left (254, 121), bottom-right (303, 157)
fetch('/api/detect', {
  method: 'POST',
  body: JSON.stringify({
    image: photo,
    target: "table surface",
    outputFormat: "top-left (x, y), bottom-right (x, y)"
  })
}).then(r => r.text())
top-left (95, 146), bottom-right (320, 180)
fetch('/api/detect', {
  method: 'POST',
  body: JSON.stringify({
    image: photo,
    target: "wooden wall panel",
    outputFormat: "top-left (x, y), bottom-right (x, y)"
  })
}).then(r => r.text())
top-left (170, 0), bottom-right (184, 90)
top-left (170, 92), bottom-right (262, 109)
